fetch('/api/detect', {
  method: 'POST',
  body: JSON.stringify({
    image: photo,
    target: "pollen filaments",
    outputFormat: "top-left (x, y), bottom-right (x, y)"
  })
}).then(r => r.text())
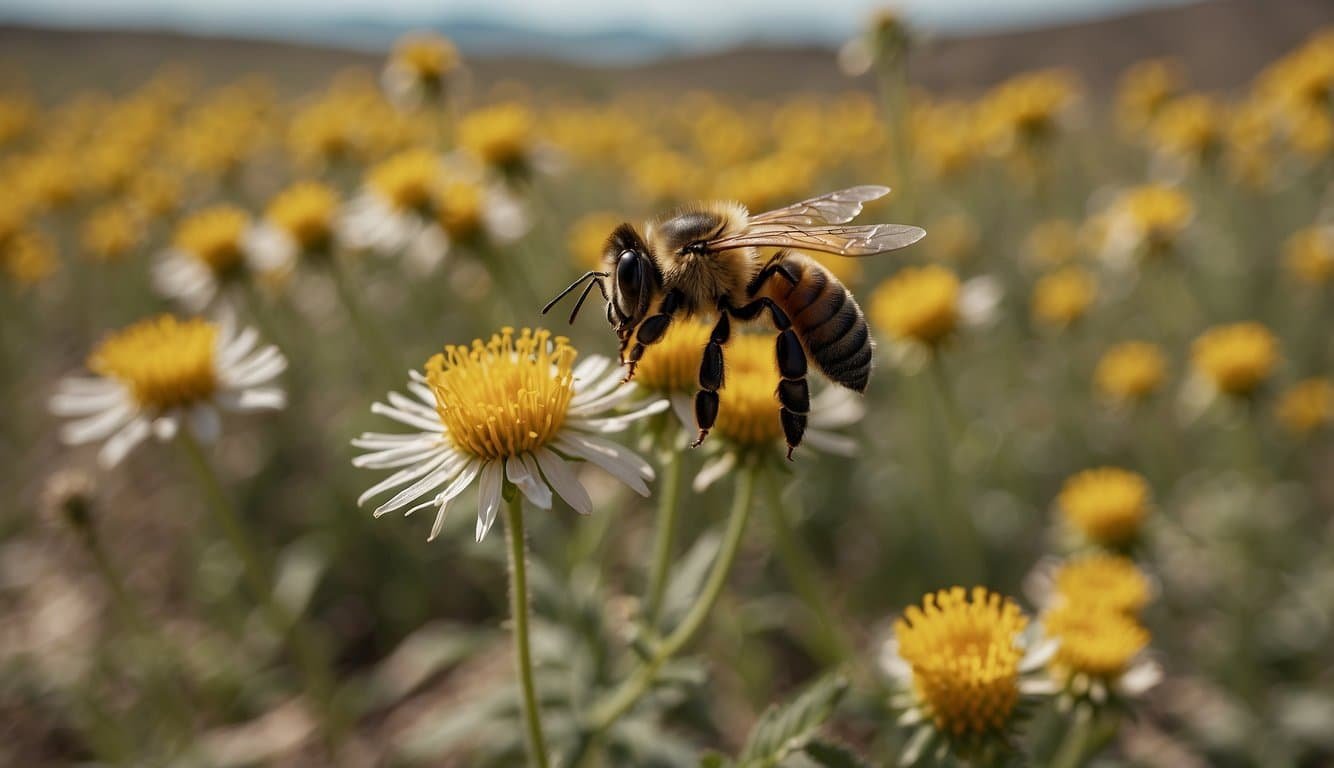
top-left (895, 587), bottom-right (1028, 736)
top-left (426, 327), bottom-right (577, 460)
top-left (1051, 553), bottom-right (1151, 616)
top-left (634, 320), bottom-right (711, 394)
top-left (174, 205), bottom-right (249, 274)
top-left (1043, 604), bottom-right (1149, 681)
top-left (89, 315), bottom-right (218, 411)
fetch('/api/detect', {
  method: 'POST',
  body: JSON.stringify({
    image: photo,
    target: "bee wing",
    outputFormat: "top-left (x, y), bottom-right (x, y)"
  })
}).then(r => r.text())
top-left (706, 223), bottom-right (926, 257)
top-left (747, 186), bottom-right (892, 226)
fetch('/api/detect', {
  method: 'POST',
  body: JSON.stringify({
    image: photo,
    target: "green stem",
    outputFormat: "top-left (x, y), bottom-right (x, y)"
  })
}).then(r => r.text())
top-left (760, 471), bottom-right (850, 665)
top-left (81, 529), bottom-right (195, 747)
top-left (928, 352), bottom-right (965, 441)
top-left (1050, 706), bottom-right (1094, 768)
top-left (328, 256), bottom-right (402, 379)
top-left (505, 492), bottom-right (551, 768)
top-left (585, 463), bottom-right (757, 732)
top-left (642, 446), bottom-right (683, 627)
top-left (178, 430), bottom-right (344, 756)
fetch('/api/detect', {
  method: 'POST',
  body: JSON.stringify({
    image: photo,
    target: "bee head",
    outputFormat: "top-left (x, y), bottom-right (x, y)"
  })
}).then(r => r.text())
top-left (605, 223), bottom-right (659, 331)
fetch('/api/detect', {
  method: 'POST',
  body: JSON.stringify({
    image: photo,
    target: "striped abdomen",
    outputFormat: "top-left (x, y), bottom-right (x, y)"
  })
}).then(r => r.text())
top-left (764, 254), bottom-right (873, 392)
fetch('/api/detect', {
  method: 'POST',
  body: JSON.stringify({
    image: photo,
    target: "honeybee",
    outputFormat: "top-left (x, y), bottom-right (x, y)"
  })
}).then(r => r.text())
top-left (542, 186), bottom-right (925, 458)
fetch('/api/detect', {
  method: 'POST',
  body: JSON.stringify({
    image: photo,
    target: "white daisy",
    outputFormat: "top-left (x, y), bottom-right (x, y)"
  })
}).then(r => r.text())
top-left (153, 205), bottom-right (277, 311)
top-left (352, 328), bottom-right (667, 542)
top-left (49, 314), bottom-right (287, 468)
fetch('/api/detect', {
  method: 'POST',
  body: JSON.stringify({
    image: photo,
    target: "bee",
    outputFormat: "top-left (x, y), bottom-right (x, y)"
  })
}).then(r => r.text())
top-left (542, 186), bottom-right (925, 458)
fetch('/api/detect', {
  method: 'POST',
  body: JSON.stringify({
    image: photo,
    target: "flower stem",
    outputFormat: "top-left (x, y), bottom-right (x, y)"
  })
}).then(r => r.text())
top-left (504, 491), bottom-right (551, 768)
top-left (1050, 706), bottom-right (1118, 768)
top-left (642, 445), bottom-right (683, 627)
top-left (79, 526), bottom-right (196, 749)
top-left (177, 430), bottom-right (344, 757)
top-left (585, 462), bottom-right (756, 733)
top-left (328, 256), bottom-right (402, 380)
top-left (760, 470), bottom-right (850, 665)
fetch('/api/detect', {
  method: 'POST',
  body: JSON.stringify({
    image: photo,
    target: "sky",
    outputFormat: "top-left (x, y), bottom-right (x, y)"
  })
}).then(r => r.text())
top-left (0, 0), bottom-right (1199, 48)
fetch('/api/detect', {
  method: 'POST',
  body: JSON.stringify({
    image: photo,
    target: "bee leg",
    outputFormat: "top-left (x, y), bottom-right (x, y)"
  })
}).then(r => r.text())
top-left (691, 311), bottom-right (731, 448)
top-left (622, 290), bottom-right (684, 383)
top-left (745, 250), bottom-right (799, 298)
top-left (730, 297), bottom-right (808, 459)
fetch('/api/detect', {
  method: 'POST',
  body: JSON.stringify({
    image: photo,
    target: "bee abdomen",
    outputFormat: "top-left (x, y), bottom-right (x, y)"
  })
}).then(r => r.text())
top-left (772, 257), bottom-right (874, 393)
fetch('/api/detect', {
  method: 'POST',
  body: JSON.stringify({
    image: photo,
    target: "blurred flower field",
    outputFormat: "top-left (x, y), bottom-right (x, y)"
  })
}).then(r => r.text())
top-left (2, 17), bottom-right (1334, 768)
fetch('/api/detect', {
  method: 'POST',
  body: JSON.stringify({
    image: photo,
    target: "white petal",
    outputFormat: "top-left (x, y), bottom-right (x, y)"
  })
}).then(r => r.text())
top-left (669, 393), bottom-right (695, 431)
top-left (98, 418), bottom-right (151, 469)
top-left (475, 461), bottom-right (504, 542)
top-left (49, 384), bottom-right (127, 416)
top-left (692, 452), bottom-right (736, 493)
top-left (153, 413), bottom-right (181, 440)
top-left (218, 388), bottom-right (287, 412)
top-left (374, 454), bottom-right (467, 517)
top-left (357, 451), bottom-right (452, 507)
top-left (353, 443), bottom-right (451, 470)
top-left (60, 401), bottom-right (137, 445)
top-left (801, 428), bottom-right (858, 457)
top-left (507, 454), bottom-right (552, 510)
top-left (554, 433), bottom-right (653, 495)
top-left (566, 399), bottom-right (669, 432)
top-left (1117, 658), bottom-right (1162, 696)
top-left (371, 402), bottom-right (444, 433)
top-left (534, 447), bottom-right (592, 515)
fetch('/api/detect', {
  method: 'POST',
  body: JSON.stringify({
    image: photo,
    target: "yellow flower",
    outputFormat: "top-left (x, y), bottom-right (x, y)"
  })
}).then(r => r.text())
top-left (458, 102), bottom-right (538, 177)
top-left (713, 334), bottom-right (787, 449)
top-left (1284, 226), bottom-right (1334, 285)
top-left (1, 229), bottom-right (59, 287)
top-left (1024, 219), bottom-right (1081, 267)
top-left (128, 169), bottom-right (183, 219)
top-left (1149, 93), bottom-right (1225, 167)
top-left (635, 321), bottom-right (711, 396)
top-left (354, 328), bottom-right (664, 540)
top-left (367, 148), bottom-right (441, 213)
top-left (1275, 378), bottom-right (1333, 436)
top-left (81, 206), bottom-right (140, 263)
top-left (567, 211), bottom-right (623, 271)
top-left (0, 95), bottom-right (35, 147)
top-left (978, 69), bottom-right (1081, 153)
top-left (1117, 58), bottom-right (1185, 136)
top-left (871, 265), bottom-right (960, 346)
top-left (912, 100), bottom-right (982, 179)
top-left (1051, 553), bottom-right (1151, 616)
top-left (173, 205), bottom-right (251, 275)
top-left (266, 181), bottom-right (339, 254)
top-left (892, 587), bottom-right (1031, 736)
top-left (1191, 322), bottom-right (1280, 397)
top-left (631, 149), bottom-right (700, 205)
top-left (711, 153), bottom-right (816, 214)
top-left (90, 316), bottom-right (219, 411)
top-left (390, 32), bottom-right (459, 82)
top-left (1094, 341), bottom-right (1168, 404)
top-left (433, 178), bottom-right (484, 242)
top-left (1107, 184), bottom-right (1193, 259)
top-left (1057, 467), bottom-right (1150, 547)
top-left (1031, 267), bottom-right (1096, 329)
top-left (925, 213), bottom-right (978, 264)
top-left (1043, 604), bottom-right (1149, 682)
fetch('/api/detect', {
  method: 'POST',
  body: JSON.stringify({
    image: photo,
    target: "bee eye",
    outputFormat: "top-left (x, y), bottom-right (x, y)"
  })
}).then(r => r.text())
top-left (614, 250), bottom-right (643, 320)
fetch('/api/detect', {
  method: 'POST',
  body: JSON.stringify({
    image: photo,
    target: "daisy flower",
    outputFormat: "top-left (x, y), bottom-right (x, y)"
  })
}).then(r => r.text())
top-left (247, 180), bottom-right (341, 270)
top-left (49, 314), bottom-right (287, 468)
top-left (153, 205), bottom-right (273, 311)
top-left (352, 327), bottom-right (667, 542)
top-left (880, 586), bottom-right (1057, 765)
top-left (381, 31), bottom-right (460, 112)
top-left (340, 147), bottom-right (445, 267)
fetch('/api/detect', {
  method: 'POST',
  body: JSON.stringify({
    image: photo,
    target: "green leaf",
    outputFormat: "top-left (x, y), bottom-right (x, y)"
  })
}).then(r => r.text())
top-left (699, 751), bottom-right (735, 768)
top-left (738, 674), bottom-right (849, 767)
top-left (802, 739), bottom-right (869, 768)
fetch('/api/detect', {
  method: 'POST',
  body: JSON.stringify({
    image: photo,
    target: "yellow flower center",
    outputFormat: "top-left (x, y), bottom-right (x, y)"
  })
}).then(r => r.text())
top-left (1276, 378), bottom-right (1333, 436)
top-left (1095, 341), bottom-right (1167, 403)
top-left (1052, 554), bottom-right (1151, 616)
top-left (267, 181), bottom-right (338, 252)
top-left (895, 587), bottom-right (1029, 737)
top-left (459, 103), bottom-right (534, 170)
top-left (426, 328), bottom-right (577, 460)
top-left (1284, 227), bottom-right (1334, 285)
top-left (2, 229), bottom-right (59, 287)
top-left (1150, 94), bottom-right (1224, 163)
top-left (174, 206), bottom-right (249, 275)
top-left (1032, 266), bottom-right (1096, 328)
top-left (393, 35), bottom-right (458, 80)
top-left (368, 148), bottom-right (441, 213)
top-left (871, 265), bottom-right (960, 346)
top-left (1043, 605), bottom-right (1149, 680)
top-left (635, 320), bottom-right (711, 395)
top-left (1191, 322), bottom-right (1280, 397)
top-left (714, 334), bottom-right (786, 447)
top-left (435, 179), bottom-right (484, 240)
top-left (1057, 467), bottom-right (1150, 546)
top-left (1117, 184), bottom-right (1193, 251)
top-left (82, 206), bottom-right (139, 263)
top-left (89, 315), bottom-right (218, 411)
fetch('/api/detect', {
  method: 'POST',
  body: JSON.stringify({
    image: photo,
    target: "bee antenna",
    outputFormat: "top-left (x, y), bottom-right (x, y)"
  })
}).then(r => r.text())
top-left (541, 271), bottom-right (607, 317)
top-left (567, 279), bottom-right (600, 325)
